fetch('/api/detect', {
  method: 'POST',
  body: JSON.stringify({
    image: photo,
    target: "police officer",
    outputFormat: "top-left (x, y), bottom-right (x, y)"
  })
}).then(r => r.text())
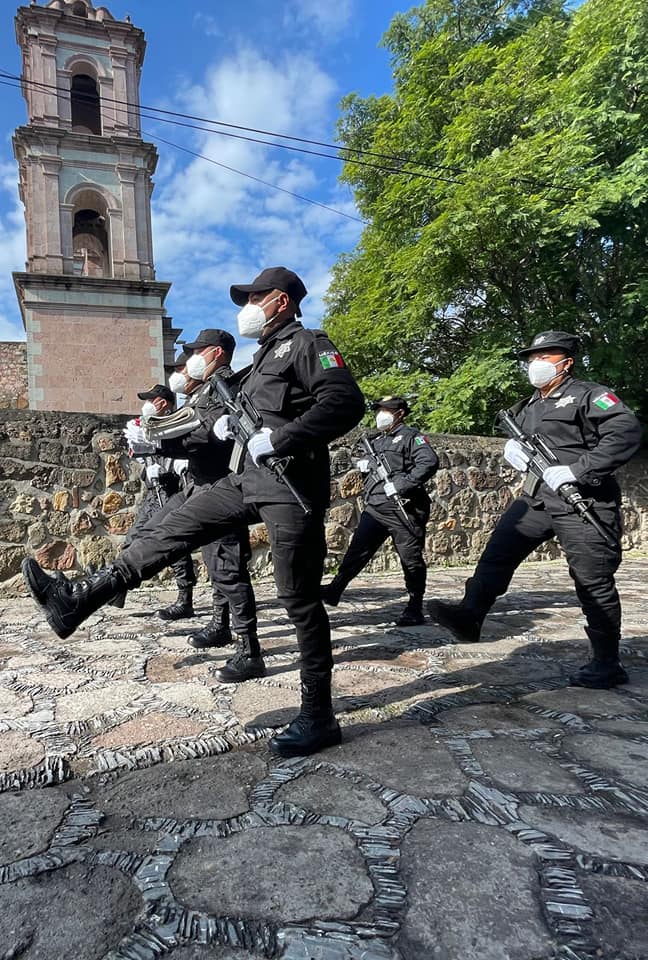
top-left (117, 384), bottom-right (196, 618)
top-left (429, 330), bottom-right (642, 689)
top-left (322, 397), bottom-right (438, 625)
top-left (23, 267), bottom-right (366, 758)
top-left (157, 331), bottom-right (259, 674)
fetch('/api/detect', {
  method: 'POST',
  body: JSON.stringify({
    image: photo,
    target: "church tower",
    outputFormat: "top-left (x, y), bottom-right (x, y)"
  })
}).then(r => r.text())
top-left (12, 0), bottom-right (178, 413)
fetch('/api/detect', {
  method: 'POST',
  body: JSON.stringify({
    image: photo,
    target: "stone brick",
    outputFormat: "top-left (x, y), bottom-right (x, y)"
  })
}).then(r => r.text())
top-left (249, 523), bottom-right (269, 548)
top-left (105, 454), bottom-right (127, 486)
top-left (60, 448), bottom-right (101, 471)
top-left (10, 494), bottom-right (38, 515)
top-left (27, 520), bottom-right (48, 547)
top-left (52, 490), bottom-right (70, 511)
top-left (102, 491), bottom-right (124, 515)
top-left (328, 502), bottom-right (355, 525)
top-left (467, 466), bottom-right (500, 490)
top-left (34, 540), bottom-right (76, 570)
top-left (0, 518), bottom-right (28, 543)
top-left (77, 536), bottom-right (116, 570)
top-left (70, 510), bottom-right (93, 535)
top-left (434, 470), bottom-right (453, 497)
top-left (93, 431), bottom-right (123, 453)
top-left (325, 522), bottom-right (350, 552)
top-left (0, 547), bottom-right (24, 580)
top-left (340, 469), bottom-right (364, 498)
top-left (60, 467), bottom-right (97, 488)
top-left (47, 512), bottom-right (70, 537)
top-left (38, 439), bottom-right (64, 464)
top-left (105, 512), bottom-right (135, 535)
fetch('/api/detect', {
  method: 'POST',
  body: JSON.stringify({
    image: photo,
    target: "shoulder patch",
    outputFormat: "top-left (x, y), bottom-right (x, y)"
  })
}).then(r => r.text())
top-left (593, 391), bottom-right (620, 410)
top-left (318, 350), bottom-right (345, 370)
top-left (414, 435), bottom-right (428, 445)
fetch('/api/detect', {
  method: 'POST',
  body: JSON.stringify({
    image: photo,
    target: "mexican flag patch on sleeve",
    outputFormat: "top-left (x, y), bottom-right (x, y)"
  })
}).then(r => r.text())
top-left (594, 391), bottom-right (620, 410)
top-left (414, 436), bottom-right (428, 445)
top-left (319, 350), bottom-right (345, 369)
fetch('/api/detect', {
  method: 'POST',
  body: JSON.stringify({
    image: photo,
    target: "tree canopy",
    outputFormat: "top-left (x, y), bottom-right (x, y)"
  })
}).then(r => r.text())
top-left (324, 0), bottom-right (648, 434)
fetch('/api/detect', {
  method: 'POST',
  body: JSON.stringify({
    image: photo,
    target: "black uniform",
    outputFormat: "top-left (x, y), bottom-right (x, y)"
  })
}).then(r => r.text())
top-left (461, 375), bottom-right (642, 659)
top-left (328, 424), bottom-right (438, 605)
top-left (156, 366), bottom-right (256, 638)
top-left (121, 457), bottom-right (194, 590)
top-left (111, 320), bottom-right (365, 676)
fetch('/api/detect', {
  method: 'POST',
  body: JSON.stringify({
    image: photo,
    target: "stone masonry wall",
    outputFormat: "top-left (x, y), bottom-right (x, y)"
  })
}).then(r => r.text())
top-left (0, 411), bottom-right (647, 590)
top-left (0, 342), bottom-right (28, 409)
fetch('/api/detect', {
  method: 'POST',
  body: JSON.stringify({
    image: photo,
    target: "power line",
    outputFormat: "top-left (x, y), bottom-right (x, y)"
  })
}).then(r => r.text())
top-left (0, 67), bottom-right (570, 194)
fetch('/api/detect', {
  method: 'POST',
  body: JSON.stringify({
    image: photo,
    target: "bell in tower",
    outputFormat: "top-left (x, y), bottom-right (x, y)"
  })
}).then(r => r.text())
top-left (12, 0), bottom-right (179, 413)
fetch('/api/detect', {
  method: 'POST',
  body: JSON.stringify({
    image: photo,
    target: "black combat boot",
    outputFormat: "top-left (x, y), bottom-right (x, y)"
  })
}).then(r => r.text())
top-left (216, 632), bottom-right (266, 682)
top-left (321, 576), bottom-right (345, 607)
top-left (157, 586), bottom-right (195, 621)
top-left (22, 558), bottom-right (126, 640)
top-left (427, 599), bottom-right (482, 643)
top-left (569, 633), bottom-right (628, 689)
top-left (269, 672), bottom-right (341, 758)
top-left (188, 603), bottom-right (232, 649)
top-left (395, 595), bottom-right (425, 626)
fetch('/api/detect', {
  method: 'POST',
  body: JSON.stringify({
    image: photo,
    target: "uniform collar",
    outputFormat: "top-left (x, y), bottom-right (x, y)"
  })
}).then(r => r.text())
top-left (528, 374), bottom-right (575, 404)
top-left (257, 318), bottom-right (301, 346)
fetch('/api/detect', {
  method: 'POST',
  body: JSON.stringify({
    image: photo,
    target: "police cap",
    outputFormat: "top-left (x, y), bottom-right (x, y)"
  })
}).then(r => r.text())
top-left (518, 330), bottom-right (581, 358)
top-left (230, 266), bottom-right (307, 318)
top-left (371, 395), bottom-right (410, 415)
top-left (137, 384), bottom-right (175, 405)
top-left (183, 329), bottom-right (236, 355)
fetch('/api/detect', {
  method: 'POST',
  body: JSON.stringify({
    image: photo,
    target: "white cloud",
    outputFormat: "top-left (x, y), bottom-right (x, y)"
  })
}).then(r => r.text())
top-left (192, 12), bottom-right (222, 38)
top-left (284, 0), bottom-right (355, 37)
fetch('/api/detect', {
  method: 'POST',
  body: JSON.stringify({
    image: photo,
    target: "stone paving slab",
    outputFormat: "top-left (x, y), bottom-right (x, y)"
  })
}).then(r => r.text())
top-left (0, 559), bottom-right (647, 959)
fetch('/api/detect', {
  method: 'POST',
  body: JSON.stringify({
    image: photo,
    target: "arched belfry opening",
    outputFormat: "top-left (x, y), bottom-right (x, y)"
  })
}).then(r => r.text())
top-left (71, 73), bottom-right (101, 134)
top-left (73, 207), bottom-right (110, 277)
top-left (72, 2), bottom-right (89, 17)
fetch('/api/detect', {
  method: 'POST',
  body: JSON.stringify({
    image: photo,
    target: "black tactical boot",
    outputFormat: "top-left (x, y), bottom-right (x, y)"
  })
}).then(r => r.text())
top-left (321, 576), bottom-right (345, 607)
top-left (157, 586), bottom-right (194, 621)
top-left (188, 604), bottom-right (232, 649)
top-left (569, 659), bottom-right (629, 689)
top-left (216, 633), bottom-right (266, 682)
top-left (570, 631), bottom-right (629, 689)
top-left (395, 596), bottom-right (425, 626)
top-left (269, 673), bottom-right (341, 758)
top-left (427, 600), bottom-right (482, 643)
top-left (22, 558), bottom-right (126, 640)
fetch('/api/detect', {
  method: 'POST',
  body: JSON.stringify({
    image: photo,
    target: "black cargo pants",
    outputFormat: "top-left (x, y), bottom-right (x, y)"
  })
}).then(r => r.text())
top-left (113, 475), bottom-right (331, 674)
top-left (122, 488), bottom-right (195, 589)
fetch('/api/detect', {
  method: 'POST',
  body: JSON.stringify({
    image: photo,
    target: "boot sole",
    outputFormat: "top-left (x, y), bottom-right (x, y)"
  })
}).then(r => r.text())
top-left (269, 727), bottom-right (342, 758)
top-left (216, 666), bottom-right (267, 683)
top-left (23, 559), bottom-right (76, 640)
top-left (569, 674), bottom-right (629, 689)
top-left (187, 637), bottom-right (233, 649)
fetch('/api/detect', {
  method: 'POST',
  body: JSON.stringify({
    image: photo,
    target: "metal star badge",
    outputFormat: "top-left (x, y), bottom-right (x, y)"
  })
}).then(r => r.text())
top-left (273, 340), bottom-right (292, 359)
top-left (555, 395), bottom-right (576, 408)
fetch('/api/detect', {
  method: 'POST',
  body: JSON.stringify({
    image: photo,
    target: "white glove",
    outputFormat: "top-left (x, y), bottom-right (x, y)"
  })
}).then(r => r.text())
top-left (172, 459), bottom-right (189, 476)
top-left (124, 421), bottom-right (146, 444)
top-left (145, 463), bottom-right (161, 481)
top-left (213, 414), bottom-right (235, 441)
top-left (384, 481), bottom-right (397, 497)
top-left (355, 459), bottom-right (370, 473)
top-left (503, 439), bottom-right (530, 472)
top-left (248, 427), bottom-right (274, 466)
top-left (543, 465), bottom-right (576, 491)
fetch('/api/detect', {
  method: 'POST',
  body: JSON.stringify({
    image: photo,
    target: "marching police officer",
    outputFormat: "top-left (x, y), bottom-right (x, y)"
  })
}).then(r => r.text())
top-left (23, 267), bottom-right (365, 758)
top-left (322, 396), bottom-right (438, 625)
top-left (118, 384), bottom-right (196, 616)
top-left (429, 330), bottom-right (642, 689)
top-left (153, 331), bottom-right (259, 676)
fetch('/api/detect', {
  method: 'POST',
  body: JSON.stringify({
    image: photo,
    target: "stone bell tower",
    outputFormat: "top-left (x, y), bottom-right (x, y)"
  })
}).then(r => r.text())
top-left (12, 0), bottom-right (178, 413)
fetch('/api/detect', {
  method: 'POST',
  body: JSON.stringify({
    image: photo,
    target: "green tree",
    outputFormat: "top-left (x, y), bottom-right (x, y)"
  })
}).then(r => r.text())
top-left (325, 0), bottom-right (648, 433)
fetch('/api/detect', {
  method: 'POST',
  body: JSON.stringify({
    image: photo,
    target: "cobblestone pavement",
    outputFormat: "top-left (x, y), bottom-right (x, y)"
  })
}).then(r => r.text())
top-left (1, 559), bottom-right (648, 960)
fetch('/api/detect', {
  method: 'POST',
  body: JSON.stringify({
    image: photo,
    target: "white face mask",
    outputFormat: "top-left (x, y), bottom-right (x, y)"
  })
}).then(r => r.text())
top-left (141, 400), bottom-right (158, 419)
top-left (527, 358), bottom-right (567, 388)
top-left (376, 410), bottom-right (395, 431)
top-left (186, 349), bottom-right (216, 382)
top-left (168, 371), bottom-right (188, 393)
top-left (237, 295), bottom-right (281, 339)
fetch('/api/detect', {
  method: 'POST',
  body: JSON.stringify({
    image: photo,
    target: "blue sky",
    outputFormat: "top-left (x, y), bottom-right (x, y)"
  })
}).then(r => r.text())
top-left (0, 0), bottom-right (411, 368)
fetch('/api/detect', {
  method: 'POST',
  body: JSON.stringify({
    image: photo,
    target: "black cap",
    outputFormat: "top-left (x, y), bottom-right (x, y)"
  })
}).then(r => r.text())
top-left (230, 266), bottom-right (307, 318)
top-left (183, 328), bottom-right (236, 355)
top-left (371, 395), bottom-right (410, 415)
top-left (518, 330), bottom-right (581, 358)
top-left (137, 384), bottom-right (175, 405)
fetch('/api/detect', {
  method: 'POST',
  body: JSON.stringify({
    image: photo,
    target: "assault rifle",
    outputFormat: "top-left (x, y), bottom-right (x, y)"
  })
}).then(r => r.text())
top-left (360, 434), bottom-right (417, 535)
top-left (212, 376), bottom-right (311, 516)
top-left (497, 409), bottom-right (616, 548)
